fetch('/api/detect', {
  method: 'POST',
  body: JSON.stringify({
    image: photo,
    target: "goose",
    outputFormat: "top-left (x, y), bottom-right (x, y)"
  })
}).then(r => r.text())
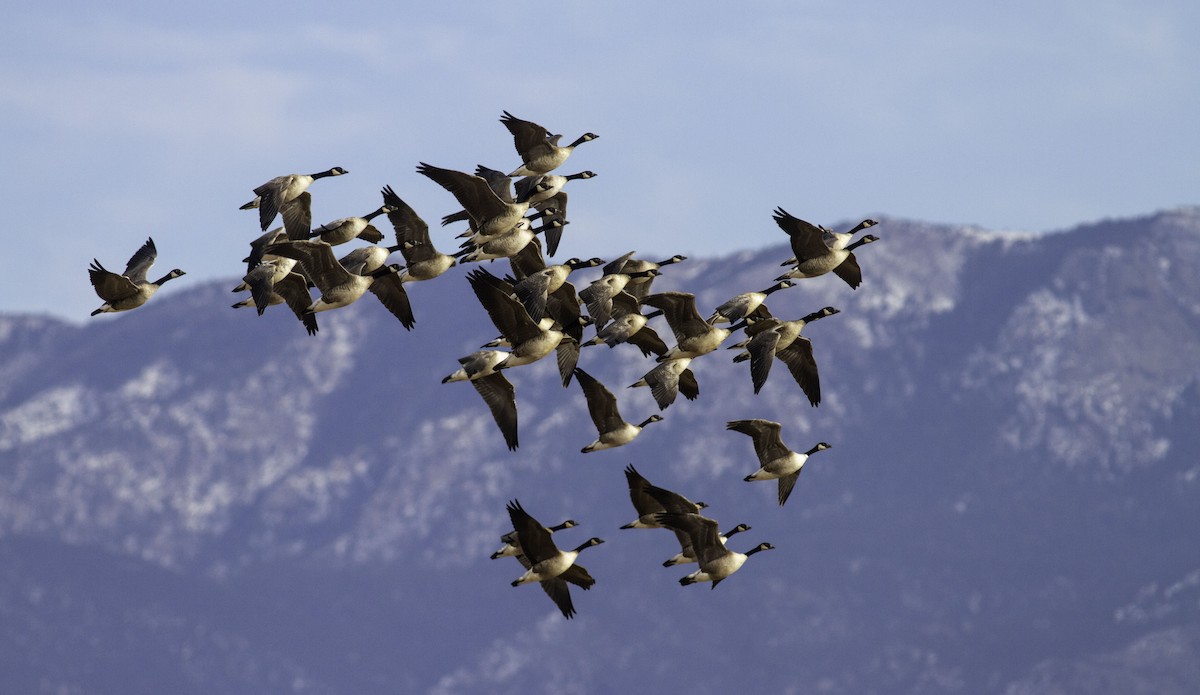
top-left (455, 217), bottom-right (566, 264)
top-left (640, 292), bottom-right (731, 361)
top-left (511, 256), bottom-right (605, 323)
top-left (601, 253), bottom-right (686, 300)
top-left (663, 522), bottom-right (751, 567)
top-left (774, 207), bottom-right (880, 287)
top-left (484, 237), bottom-right (593, 354)
top-left (506, 499), bottom-right (604, 619)
top-left (582, 290), bottom-right (668, 358)
top-left (506, 238), bottom-right (597, 351)
top-left (336, 243), bottom-right (406, 277)
top-left (231, 261), bottom-right (319, 336)
top-left (307, 204), bottom-right (393, 246)
top-left (466, 268), bottom-right (564, 371)
top-left (438, 165), bottom-right (518, 228)
top-left (707, 280), bottom-right (796, 324)
top-left (491, 518), bottom-right (578, 559)
top-left (440, 350), bottom-right (518, 450)
top-left (731, 306), bottom-right (840, 403)
top-left (575, 368), bottom-right (663, 452)
top-left (500, 111), bottom-right (598, 176)
top-left (776, 233), bottom-right (881, 288)
top-left (416, 162), bottom-right (537, 240)
top-left (240, 167), bottom-right (348, 231)
top-left (578, 256), bottom-right (661, 328)
top-left (513, 170), bottom-right (596, 208)
top-left (440, 350), bottom-right (508, 384)
top-left (88, 238), bottom-right (185, 316)
top-left (620, 464), bottom-right (707, 530)
top-left (654, 512), bottom-right (775, 588)
top-left (262, 240), bottom-right (415, 329)
top-left (628, 357), bottom-right (699, 411)
top-left (373, 185), bottom-right (458, 283)
top-left (727, 419), bottom-right (831, 506)
top-left (778, 218), bottom-right (879, 263)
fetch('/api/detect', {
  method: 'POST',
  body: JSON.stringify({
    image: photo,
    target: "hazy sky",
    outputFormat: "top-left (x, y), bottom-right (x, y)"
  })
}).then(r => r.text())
top-left (3, 1), bottom-right (1197, 319)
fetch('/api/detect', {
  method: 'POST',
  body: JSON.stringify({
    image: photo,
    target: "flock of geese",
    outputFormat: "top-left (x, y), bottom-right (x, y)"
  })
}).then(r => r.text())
top-left (85, 111), bottom-right (881, 620)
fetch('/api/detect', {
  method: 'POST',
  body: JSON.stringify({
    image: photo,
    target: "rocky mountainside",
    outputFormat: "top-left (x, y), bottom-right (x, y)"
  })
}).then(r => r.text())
top-left (1, 209), bottom-right (1198, 694)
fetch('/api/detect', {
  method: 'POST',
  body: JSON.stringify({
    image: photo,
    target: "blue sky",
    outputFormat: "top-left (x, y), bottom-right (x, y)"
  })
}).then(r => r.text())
top-left (3, 1), bottom-right (1197, 319)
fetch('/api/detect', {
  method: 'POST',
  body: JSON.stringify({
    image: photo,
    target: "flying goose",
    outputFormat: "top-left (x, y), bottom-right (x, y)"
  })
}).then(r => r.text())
top-left (654, 512), bottom-right (775, 588)
top-left (336, 243), bottom-right (406, 277)
top-left (440, 350), bottom-right (517, 450)
top-left (439, 165), bottom-right (518, 228)
top-left (663, 522), bottom-right (751, 567)
top-left (575, 368), bottom-right (663, 453)
top-left (506, 238), bottom-right (596, 351)
top-left (731, 306), bottom-right (840, 403)
top-left (620, 464), bottom-right (707, 530)
top-left (466, 268), bottom-right (565, 372)
top-left (88, 238), bottom-right (185, 316)
top-left (628, 357), bottom-right (699, 410)
top-left (506, 499), bottom-right (604, 619)
top-left (727, 419), bottom-right (831, 506)
top-left (774, 207), bottom-right (880, 287)
top-left (491, 518), bottom-right (579, 559)
top-left (776, 233), bottom-right (881, 288)
top-left (240, 167), bottom-right (348, 231)
top-left (500, 111), bottom-right (598, 176)
top-left (511, 256), bottom-right (605, 324)
top-left (600, 253), bottom-right (686, 300)
top-left (513, 170), bottom-right (596, 207)
top-left (307, 204), bottom-right (393, 246)
top-left (262, 240), bottom-right (415, 329)
top-left (707, 280), bottom-right (796, 324)
top-left (582, 290), bottom-right (669, 358)
top-left (416, 162), bottom-right (537, 240)
top-left (778, 218), bottom-right (879, 262)
top-left (455, 217), bottom-right (566, 264)
top-left (578, 255), bottom-right (661, 328)
top-left (640, 292), bottom-right (731, 361)
top-left (380, 185), bottom-right (457, 282)
top-left (231, 261), bottom-right (318, 335)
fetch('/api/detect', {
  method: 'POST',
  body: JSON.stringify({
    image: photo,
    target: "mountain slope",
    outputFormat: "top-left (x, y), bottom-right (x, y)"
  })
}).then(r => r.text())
top-left (1, 209), bottom-right (1198, 693)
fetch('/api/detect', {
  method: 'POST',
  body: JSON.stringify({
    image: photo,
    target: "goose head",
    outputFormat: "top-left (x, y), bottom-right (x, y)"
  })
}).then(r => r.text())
top-left (638, 414), bottom-right (665, 428)
top-left (745, 542), bottom-right (775, 556)
top-left (572, 537), bottom-right (605, 552)
top-left (851, 219), bottom-right (879, 233)
top-left (155, 269), bottom-right (187, 284)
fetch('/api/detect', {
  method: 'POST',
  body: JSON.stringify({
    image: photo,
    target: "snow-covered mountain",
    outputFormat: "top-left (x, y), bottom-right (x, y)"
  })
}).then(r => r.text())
top-left (1, 209), bottom-right (1198, 694)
